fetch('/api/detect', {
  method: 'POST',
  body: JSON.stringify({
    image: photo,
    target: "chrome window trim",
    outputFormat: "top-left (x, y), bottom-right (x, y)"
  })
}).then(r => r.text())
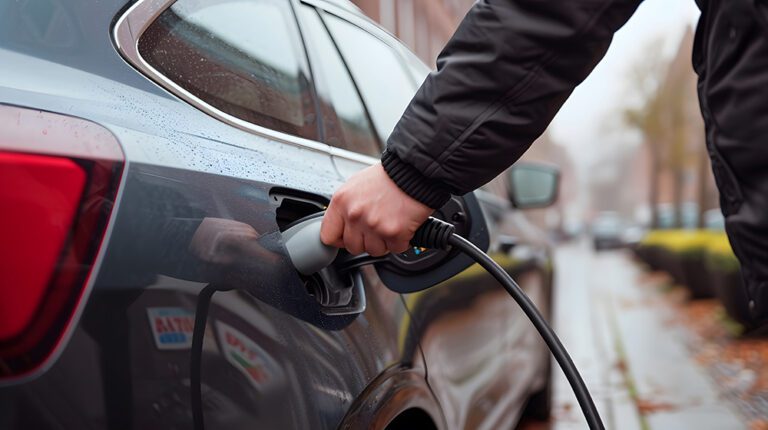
top-left (113, 0), bottom-right (378, 166)
top-left (301, 0), bottom-right (398, 48)
top-left (302, 0), bottom-right (425, 85)
top-left (302, 0), bottom-right (430, 161)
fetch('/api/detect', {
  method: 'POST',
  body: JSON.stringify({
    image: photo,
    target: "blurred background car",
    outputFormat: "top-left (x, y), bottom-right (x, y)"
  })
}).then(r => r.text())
top-left (591, 211), bottom-right (624, 251)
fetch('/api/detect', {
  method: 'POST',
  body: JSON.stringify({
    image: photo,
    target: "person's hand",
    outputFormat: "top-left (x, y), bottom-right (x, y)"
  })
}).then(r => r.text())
top-left (321, 163), bottom-right (433, 256)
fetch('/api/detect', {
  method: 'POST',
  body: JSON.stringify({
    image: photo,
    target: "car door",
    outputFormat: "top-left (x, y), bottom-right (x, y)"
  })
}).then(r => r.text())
top-left (309, 5), bottom-right (554, 429)
top-left (0, 0), bottom-right (415, 429)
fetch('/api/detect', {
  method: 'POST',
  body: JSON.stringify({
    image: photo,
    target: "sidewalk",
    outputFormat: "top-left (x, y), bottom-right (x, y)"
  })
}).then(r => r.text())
top-left (539, 241), bottom-right (746, 430)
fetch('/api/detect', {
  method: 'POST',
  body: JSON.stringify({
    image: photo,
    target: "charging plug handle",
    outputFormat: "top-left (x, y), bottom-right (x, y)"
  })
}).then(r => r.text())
top-left (283, 215), bottom-right (339, 275)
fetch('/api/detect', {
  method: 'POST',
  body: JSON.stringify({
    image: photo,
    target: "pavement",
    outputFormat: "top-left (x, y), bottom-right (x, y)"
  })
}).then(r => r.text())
top-left (519, 241), bottom-right (747, 430)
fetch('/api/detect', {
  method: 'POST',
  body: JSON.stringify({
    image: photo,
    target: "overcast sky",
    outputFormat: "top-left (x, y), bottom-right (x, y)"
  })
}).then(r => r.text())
top-left (549, 0), bottom-right (701, 167)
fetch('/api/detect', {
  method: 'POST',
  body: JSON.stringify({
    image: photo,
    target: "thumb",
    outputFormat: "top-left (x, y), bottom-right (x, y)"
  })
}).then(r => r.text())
top-left (320, 206), bottom-right (345, 248)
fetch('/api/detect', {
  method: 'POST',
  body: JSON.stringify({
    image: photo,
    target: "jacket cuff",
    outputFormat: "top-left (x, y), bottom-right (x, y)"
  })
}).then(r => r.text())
top-left (381, 149), bottom-right (451, 209)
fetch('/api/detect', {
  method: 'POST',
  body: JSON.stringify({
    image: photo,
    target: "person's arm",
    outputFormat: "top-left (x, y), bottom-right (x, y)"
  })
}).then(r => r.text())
top-left (322, 0), bottom-right (643, 255)
top-left (385, 0), bottom-right (642, 204)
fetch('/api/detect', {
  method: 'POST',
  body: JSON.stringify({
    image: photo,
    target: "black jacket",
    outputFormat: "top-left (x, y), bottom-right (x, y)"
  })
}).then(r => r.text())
top-left (383, 0), bottom-right (768, 325)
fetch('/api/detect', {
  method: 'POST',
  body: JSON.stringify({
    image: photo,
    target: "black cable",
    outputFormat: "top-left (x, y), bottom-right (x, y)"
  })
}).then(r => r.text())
top-left (412, 218), bottom-right (605, 430)
top-left (191, 284), bottom-right (231, 430)
top-left (190, 216), bottom-right (603, 429)
top-left (337, 253), bottom-right (389, 272)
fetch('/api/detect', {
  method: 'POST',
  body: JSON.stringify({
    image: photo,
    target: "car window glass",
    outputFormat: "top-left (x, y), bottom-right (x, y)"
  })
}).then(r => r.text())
top-left (138, 0), bottom-right (318, 140)
top-left (323, 14), bottom-right (417, 143)
top-left (297, 6), bottom-right (380, 156)
top-left (400, 47), bottom-right (432, 86)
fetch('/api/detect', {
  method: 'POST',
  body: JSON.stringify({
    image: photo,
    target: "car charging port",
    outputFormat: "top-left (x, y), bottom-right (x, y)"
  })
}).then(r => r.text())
top-left (271, 190), bottom-right (366, 315)
top-left (302, 265), bottom-right (353, 308)
top-left (271, 187), bottom-right (329, 231)
top-left (299, 262), bottom-right (366, 316)
top-left (379, 196), bottom-right (472, 275)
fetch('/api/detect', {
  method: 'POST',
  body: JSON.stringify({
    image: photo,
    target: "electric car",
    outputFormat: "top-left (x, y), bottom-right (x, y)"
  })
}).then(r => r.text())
top-left (0, 0), bottom-right (558, 428)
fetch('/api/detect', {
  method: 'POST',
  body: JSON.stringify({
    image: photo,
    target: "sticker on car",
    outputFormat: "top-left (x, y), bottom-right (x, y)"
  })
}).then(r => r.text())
top-left (215, 321), bottom-right (279, 390)
top-left (146, 307), bottom-right (196, 350)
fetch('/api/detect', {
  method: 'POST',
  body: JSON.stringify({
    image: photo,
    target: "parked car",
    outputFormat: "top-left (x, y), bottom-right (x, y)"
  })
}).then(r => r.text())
top-left (591, 211), bottom-right (624, 250)
top-left (0, 0), bottom-right (558, 428)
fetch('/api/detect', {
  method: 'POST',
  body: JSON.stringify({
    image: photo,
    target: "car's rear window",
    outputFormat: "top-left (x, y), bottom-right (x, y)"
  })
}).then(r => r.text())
top-left (138, 0), bottom-right (319, 140)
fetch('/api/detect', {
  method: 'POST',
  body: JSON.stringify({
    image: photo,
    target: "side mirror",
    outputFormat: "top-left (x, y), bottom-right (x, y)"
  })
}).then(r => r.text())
top-left (506, 163), bottom-right (560, 209)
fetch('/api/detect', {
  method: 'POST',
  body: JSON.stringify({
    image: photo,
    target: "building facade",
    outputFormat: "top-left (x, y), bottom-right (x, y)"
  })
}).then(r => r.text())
top-left (351, 0), bottom-right (473, 66)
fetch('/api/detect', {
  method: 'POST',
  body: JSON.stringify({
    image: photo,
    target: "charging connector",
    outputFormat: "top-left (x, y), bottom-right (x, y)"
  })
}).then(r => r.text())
top-left (282, 214), bottom-right (339, 276)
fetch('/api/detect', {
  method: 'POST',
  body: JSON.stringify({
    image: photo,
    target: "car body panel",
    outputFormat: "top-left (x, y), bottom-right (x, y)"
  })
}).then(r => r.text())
top-left (0, 1), bottom-right (417, 427)
top-left (0, 0), bottom-right (554, 428)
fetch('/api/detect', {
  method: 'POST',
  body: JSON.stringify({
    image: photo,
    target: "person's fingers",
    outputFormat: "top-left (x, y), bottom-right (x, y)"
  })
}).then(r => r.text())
top-left (385, 238), bottom-right (411, 254)
top-left (320, 206), bottom-right (345, 248)
top-left (364, 233), bottom-right (388, 257)
top-left (343, 222), bottom-right (365, 255)
top-left (323, 163), bottom-right (433, 255)
top-left (374, 219), bottom-right (413, 254)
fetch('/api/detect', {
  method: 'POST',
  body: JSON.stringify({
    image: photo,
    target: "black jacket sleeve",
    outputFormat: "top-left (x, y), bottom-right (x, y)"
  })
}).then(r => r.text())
top-left (383, 0), bottom-right (643, 208)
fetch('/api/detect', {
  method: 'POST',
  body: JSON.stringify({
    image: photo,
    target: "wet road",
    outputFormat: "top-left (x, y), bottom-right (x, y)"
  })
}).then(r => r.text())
top-left (524, 241), bottom-right (745, 430)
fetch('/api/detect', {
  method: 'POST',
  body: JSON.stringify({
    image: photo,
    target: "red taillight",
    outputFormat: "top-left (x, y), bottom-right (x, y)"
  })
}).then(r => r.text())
top-left (0, 153), bottom-right (86, 339)
top-left (0, 105), bottom-right (124, 380)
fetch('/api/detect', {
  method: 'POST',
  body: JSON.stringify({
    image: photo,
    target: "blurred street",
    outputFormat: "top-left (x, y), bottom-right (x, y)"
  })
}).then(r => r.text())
top-left (520, 241), bottom-right (748, 430)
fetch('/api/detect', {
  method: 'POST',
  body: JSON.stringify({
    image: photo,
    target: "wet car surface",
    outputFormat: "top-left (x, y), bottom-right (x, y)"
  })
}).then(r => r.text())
top-left (0, 0), bottom-right (555, 428)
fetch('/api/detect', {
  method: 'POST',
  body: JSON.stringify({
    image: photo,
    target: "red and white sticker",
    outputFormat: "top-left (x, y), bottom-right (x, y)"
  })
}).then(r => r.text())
top-left (215, 321), bottom-right (277, 390)
top-left (146, 307), bottom-right (195, 350)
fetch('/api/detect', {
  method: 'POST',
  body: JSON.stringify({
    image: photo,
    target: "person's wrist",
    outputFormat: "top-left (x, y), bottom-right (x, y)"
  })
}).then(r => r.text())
top-left (380, 149), bottom-right (451, 209)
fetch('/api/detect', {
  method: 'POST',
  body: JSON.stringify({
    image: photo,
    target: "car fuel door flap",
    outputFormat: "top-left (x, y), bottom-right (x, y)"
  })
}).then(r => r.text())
top-left (376, 192), bottom-right (490, 293)
top-left (272, 189), bottom-right (366, 316)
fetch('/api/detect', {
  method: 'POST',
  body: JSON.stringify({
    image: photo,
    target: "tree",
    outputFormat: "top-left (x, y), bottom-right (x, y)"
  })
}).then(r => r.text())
top-left (623, 45), bottom-right (666, 228)
top-left (623, 28), bottom-right (704, 229)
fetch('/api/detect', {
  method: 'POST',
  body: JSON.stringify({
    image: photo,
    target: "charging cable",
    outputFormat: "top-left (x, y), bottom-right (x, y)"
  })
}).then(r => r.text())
top-left (190, 284), bottom-right (230, 430)
top-left (411, 218), bottom-right (605, 430)
top-left (190, 216), bottom-right (604, 430)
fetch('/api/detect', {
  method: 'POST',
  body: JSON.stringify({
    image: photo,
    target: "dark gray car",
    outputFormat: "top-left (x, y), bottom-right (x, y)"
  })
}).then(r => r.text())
top-left (0, 0), bottom-right (557, 428)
